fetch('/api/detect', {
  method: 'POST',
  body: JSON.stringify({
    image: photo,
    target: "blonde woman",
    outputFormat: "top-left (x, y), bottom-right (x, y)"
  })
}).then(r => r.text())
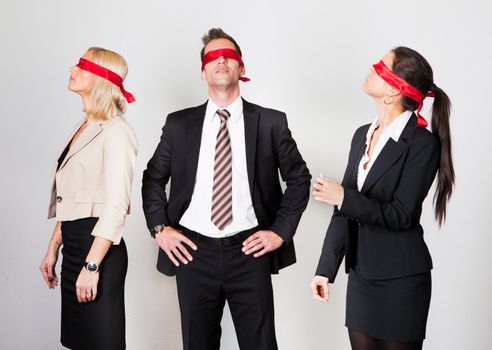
top-left (40, 47), bottom-right (138, 350)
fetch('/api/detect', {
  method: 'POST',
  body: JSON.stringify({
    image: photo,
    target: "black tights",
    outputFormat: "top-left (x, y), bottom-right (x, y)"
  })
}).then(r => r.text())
top-left (349, 329), bottom-right (423, 350)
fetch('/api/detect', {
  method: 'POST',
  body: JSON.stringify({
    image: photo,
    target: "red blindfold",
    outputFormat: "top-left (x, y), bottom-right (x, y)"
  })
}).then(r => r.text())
top-left (76, 58), bottom-right (135, 103)
top-left (373, 60), bottom-right (434, 128)
top-left (201, 48), bottom-right (250, 82)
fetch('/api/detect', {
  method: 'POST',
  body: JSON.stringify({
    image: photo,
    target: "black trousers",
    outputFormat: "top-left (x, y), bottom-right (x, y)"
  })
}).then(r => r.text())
top-left (60, 218), bottom-right (127, 350)
top-left (175, 228), bottom-right (278, 350)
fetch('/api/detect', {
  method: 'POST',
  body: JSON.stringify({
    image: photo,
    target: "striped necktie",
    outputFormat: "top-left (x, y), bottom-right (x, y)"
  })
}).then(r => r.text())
top-left (211, 109), bottom-right (233, 230)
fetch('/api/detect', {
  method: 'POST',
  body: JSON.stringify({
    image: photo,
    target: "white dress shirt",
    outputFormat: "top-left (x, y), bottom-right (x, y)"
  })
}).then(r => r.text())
top-left (179, 96), bottom-right (258, 237)
top-left (357, 110), bottom-right (412, 191)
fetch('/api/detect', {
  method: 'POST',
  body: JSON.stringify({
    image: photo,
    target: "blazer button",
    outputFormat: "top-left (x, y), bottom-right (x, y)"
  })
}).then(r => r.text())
top-left (56, 196), bottom-right (63, 203)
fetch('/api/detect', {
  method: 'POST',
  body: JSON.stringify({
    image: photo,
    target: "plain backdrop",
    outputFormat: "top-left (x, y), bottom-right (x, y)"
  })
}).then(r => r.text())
top-left (1, 0), bottom-right (491, 349)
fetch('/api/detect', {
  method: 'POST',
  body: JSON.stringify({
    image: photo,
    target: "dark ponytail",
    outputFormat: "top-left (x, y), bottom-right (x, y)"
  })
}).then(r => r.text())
top-left (430, 85), bottom-right (455, 226)
top-left (392, 47), bottom-right (455, 226)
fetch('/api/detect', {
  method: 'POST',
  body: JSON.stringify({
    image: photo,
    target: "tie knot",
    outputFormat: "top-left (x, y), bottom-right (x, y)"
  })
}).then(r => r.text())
top-left (216, 109), bottom-right (230, 123)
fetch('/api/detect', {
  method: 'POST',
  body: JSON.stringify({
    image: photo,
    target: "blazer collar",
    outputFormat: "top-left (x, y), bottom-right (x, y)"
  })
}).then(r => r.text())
top-left (360, 113), bottom-right (417, 193)
top-left (399, 112), bottom-right (418, 140)
top-left (57, 118), bottom-right (105, 171)
top-left (346, 130), bottom-right (367, 189)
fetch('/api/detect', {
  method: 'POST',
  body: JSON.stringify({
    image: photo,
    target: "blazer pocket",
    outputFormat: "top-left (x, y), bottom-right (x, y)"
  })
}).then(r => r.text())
top-left (75, 190), bottom-right (105, 203)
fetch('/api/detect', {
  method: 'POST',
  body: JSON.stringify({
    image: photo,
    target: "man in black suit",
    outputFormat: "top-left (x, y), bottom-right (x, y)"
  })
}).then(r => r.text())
top-left (142, 28), bottom-right (311, 350)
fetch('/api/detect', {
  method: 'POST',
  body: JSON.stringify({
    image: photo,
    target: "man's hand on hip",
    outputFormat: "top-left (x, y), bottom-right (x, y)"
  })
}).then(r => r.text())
top-left (155, 227), bottom-right (198, 267)
top-left (242, 230), bottom-right (284, 258)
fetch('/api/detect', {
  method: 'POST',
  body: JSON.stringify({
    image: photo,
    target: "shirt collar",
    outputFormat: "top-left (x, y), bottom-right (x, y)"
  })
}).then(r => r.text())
top-left (366, 110), bottom-right (413, 143)
top-left (205, 95), bottom-right (243, 123)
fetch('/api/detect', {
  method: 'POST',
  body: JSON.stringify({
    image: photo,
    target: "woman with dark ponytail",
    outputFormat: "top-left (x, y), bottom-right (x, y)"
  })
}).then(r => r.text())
top-left (311, 47), bottom-right (454, 350)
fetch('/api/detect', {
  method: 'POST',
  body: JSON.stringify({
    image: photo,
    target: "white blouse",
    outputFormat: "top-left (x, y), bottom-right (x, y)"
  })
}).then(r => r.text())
top-left (357, 111), bottom-right (413, 191)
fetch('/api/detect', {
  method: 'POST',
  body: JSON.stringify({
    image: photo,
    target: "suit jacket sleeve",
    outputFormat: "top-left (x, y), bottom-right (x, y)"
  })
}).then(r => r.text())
top-left (314, 127), bottom-right (363, 282)
top-left (269, 113), bottom-right (311, 242)
top-left (91, 122), bottom-right (138, 244)
top-left (142, 117), bottom-right (174, 229)
top-left (339, 130), bottom-right (440, 230)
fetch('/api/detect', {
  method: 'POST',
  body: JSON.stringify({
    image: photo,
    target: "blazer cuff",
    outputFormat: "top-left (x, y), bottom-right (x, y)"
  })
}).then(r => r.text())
top-left (145, 210), bottom-right (170, 230)
top-left (337, 188), bottom-right (361, 223)
top-left (91, 211), bottom-right (125, 245)
top-left (315, 261), bottom-right (339, 283)
top-left (269, 221), bottom-right (293, 243)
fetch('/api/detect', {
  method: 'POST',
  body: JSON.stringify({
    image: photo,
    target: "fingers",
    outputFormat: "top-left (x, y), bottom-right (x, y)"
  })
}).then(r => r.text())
top-left (242, 231), bottom-right (283, 257)
top-left (76, 287), bottom-right (84, 303)
top-left (160, 228), bottom-right (198, 251)
top-left (242, 236), bottom-right (263, 255)
top-left (165, 250), bottom-right (181, 267)
top-left (76, 286), bottom-right (97, 303)
top-left (310, 278), bottom-right (329, 302)
top-left (40, 262), bottom-right (57, 289)
top-left (313, 178), bottom-right (339, 204)
top-left (171, 244), bottom-right (193, 266)
top-left (315, 176), bottom-right (329, 185)
top-left (89, 287), bottom-right (97, 302)
top-left (316, 175), bottom-right (337, 184)
top-left (179, 234), bottom-right (198, 251)
top-left (310, 282), bottom-right (327, 302)
top-left (313, 195), bottom-right (330, 203)
top-left (76, 268), bottom-right (99, 303)
top-left (313, 179), bottom-right (329, 203)
top-left (242, 233), bottom-right (258, 246)
top-left (253, 247), bottom-right (270, 258)
top-left (158, 232), bottom-right (197, 267)
top-left (49, 272), bottom-right (59, 289)
top-left (39, 263), bottom-right (50, 286)
top-left (318, 283), bottom-right (329, 301)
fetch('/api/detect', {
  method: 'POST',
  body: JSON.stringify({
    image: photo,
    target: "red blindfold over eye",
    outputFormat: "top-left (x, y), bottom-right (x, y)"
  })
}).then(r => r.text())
top-left (76, 58), bottom-right (135, 103)
top-left (372, 60), bottom-right (434, 128)
top-left (201, 48), bottom-right (250, 82)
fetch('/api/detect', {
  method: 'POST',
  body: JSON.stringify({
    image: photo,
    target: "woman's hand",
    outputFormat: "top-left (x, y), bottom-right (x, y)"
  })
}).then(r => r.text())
top-left (311, 275), bottom-right (330, 302)
top-left (40, 227), bottom-right (62, 290)
top-left (313, 175), bottom-right (344, 206)
top-left (39, 249), bottom-right (59, 289)
top-left (75, 267), bottom-right (99, 303)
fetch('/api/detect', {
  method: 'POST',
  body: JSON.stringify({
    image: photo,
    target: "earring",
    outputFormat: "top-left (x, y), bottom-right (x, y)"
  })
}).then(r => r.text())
top-left (383, 95), bottom-right (394, 105)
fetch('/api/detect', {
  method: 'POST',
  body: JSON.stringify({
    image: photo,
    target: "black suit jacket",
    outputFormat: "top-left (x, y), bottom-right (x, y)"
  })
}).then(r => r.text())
top-left (316, 114), bottom-right (440, 282)
top-left (142, 99), bottom-right (311, 276)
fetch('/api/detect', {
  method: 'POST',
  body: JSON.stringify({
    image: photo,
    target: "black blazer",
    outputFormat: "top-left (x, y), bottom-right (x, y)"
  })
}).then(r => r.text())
top-left (143, 99), bottom-right (311, 276)
top-left (316, 114), bottom-right (440, 282)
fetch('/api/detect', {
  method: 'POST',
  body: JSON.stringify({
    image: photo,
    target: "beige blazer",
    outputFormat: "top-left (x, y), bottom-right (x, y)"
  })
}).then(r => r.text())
top-left (48, 114), bottom-right (138, 244)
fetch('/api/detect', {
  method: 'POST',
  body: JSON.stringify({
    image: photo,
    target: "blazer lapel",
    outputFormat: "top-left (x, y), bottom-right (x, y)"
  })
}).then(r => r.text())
top-left (58, 121), bottom-right (103, 171)
top-left (345, 129), bottom-right (366, 189)
top-left (360, 114), bottom-right (417, 193)
top-left (242, 99), bottom-right (259, 197)
top-left (185, 102), bottom-right (207, 197)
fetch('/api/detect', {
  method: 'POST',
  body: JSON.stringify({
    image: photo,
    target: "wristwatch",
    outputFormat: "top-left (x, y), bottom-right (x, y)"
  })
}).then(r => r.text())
top-left (85, 261), bottom-right (99, 273)
top-left (150, 224), bottom-right (165, 238)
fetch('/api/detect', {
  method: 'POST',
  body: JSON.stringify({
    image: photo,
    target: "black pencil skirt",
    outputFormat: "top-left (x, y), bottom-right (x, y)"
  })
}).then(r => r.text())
top-left (60, 217), bottom-right (127, 350)
top-left (346, 269), bottom-right (432, 342)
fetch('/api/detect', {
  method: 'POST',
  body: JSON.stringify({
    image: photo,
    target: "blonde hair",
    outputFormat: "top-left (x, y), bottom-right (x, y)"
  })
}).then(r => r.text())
top-left (85, 47), bottom-right (129, 120)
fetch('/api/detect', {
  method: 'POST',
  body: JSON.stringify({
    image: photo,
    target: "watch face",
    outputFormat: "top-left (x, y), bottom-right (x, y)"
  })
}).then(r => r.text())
top-left (86, 261), bottom-right (98, 273)
top-left (154, 224), bottom-right (164, 233)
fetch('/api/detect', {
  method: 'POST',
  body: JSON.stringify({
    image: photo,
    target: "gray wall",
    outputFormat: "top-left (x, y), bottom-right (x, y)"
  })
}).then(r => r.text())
top-left (1, 0), bottom-right (490, 349)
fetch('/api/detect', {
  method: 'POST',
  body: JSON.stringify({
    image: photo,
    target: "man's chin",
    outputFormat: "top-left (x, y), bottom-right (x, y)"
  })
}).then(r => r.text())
top-left (209, 79), bottom-right (240, 89)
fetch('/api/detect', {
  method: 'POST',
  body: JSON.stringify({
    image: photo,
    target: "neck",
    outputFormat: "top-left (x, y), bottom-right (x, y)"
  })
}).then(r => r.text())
top-left (81, 95), bottom-right (97, 123)
top-left (208, 85), bottom-right (240, 108)
top-left (374, 99), bottom-right (405, 129)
